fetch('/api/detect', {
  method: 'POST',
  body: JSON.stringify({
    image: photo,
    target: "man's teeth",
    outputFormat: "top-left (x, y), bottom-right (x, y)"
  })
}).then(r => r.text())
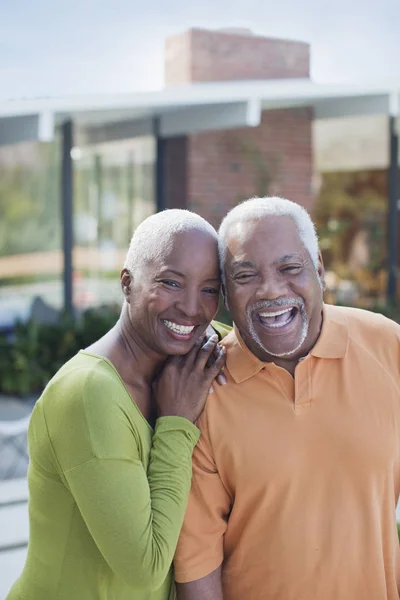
top-left (162, 320), bottom-right (195, 335)
top-left (258, 307), bottom-right (294, 328)
top-left (259, 308), bottom-right (292, 317)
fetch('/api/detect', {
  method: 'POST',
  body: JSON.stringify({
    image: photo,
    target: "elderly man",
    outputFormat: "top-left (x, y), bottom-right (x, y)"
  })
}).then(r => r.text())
top-left (174, 197), bottom-right (400, 600)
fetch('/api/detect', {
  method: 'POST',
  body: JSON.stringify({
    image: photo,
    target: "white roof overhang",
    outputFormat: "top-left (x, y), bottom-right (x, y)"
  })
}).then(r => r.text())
top-left (0, 79), bottom-right (398, 147)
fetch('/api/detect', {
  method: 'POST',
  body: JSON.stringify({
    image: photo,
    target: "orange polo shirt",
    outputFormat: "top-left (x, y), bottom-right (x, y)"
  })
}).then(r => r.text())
top-left (174, 304), bottom-right (400, 600)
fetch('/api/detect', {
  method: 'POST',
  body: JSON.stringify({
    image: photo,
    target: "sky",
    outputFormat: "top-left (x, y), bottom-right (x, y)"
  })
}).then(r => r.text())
top-left (0, 0), bottom-right (399, 100)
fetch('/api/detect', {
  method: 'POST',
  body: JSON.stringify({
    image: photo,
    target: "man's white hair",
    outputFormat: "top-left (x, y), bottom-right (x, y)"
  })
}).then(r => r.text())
top-left (218, 196), bottom-right (319, 273)
top-left (124, 209), bottom-right (217, 274)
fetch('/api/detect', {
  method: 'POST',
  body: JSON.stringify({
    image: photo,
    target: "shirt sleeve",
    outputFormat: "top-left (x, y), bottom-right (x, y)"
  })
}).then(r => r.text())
top-left (173, 405), bottom-right (232, 583)
top-left (48, 369), bottom-right (200, 592)
top-left (211, 320), bottom-right (232, 340)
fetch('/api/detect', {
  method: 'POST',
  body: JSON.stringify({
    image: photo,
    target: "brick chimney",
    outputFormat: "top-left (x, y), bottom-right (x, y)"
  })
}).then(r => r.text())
top-left (162, 28), bottom-right (314, 225)
top-left (165, 27), bottom-right (310, 85)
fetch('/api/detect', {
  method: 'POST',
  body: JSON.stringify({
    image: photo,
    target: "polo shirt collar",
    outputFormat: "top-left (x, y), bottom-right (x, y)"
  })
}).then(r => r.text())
top-left (310, 303), bottom-right (349, 359)
top-left (226, 326), bottom-right (266, 384)
top-left (227, 303), bottom-right (349, 383)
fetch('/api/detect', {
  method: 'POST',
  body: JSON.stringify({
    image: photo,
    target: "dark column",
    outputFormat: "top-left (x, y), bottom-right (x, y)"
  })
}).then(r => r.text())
top-left (387, 114), bottom-right (399, 303)
top-left (154, 117), bottom-right (165, 212)
top-left (61, 120), bottom-right (74, 315)
top-left (163, 137), bottom-right (188, 209)
top-left (127, 152), bottom-right (134, 242)
top-left (94, 154), bottom-right (103, 247)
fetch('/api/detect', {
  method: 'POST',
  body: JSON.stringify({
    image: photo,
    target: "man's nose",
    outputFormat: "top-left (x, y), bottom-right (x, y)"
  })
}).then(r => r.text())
top-left (255, 273), bottom-right (287, 301)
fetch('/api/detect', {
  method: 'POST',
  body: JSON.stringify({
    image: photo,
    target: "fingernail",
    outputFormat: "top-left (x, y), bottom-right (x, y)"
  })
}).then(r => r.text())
top-left (210, 334), bottom-right (218, 341)
top-left (219, 374), bottom-right (228, 385)
top-left (209, 385), bottom-right (215, 394)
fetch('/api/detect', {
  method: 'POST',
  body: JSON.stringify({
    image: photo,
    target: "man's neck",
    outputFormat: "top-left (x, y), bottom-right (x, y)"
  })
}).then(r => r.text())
top-left (237, 308), bottom-right (324, 378)
top-left (244, 339), bottom-right (302, 377)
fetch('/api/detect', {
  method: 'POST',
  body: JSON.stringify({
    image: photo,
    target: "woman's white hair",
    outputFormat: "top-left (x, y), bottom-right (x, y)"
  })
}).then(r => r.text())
top-left (218, 196), bottom-right (319, 274)
top-left (124, 209), bottom-right (217, 274)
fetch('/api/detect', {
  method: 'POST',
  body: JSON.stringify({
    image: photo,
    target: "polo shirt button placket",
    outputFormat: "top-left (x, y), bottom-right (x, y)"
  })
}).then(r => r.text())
top-left (294, 360), bottom-right (312, 413)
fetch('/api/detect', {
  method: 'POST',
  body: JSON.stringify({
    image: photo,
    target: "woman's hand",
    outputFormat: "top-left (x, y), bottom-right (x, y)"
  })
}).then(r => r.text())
top-left (153, 335), bottom-right (226, 423)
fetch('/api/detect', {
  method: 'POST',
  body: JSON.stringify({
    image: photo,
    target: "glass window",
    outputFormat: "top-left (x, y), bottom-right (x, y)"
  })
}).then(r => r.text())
top-left (0, 139), bottom-right (62, 329)
top-left (72, 136), bottom-right (156, 310)
top-left (316, 170), bottom-right (388, 308)
top-left (0, 134), bottom-right (156, 328)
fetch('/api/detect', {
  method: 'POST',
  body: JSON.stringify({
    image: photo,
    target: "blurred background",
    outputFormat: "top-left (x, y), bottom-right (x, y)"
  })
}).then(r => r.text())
top-left (0, 1), bottom-right (399, 596)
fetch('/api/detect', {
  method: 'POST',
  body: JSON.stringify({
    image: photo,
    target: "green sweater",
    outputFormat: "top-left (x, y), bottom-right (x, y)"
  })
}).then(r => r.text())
top-left (7, 351), bottom-right (200, 600)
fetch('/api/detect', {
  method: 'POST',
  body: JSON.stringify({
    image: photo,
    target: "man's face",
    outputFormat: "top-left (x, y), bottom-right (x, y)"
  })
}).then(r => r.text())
top-left (122, 229), bottom-right (220, 358)
top-left (223, 216), bottom-right (325, 361)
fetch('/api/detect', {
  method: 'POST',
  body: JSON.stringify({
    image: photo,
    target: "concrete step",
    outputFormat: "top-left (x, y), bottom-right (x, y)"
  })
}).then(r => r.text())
top-left (0, 478), bottom-right (28, 507)
top-left (0, 503), bottom-right (29, 550)
top-left (0, 547), bottom-right (27, 600)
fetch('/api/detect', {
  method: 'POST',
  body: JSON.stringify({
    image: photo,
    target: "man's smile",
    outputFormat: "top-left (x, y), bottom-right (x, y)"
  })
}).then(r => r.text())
top-left (257, 307), bottom-right (298, 330)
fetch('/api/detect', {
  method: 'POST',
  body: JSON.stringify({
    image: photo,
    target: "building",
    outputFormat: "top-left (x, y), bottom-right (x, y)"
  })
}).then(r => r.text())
top-left (0, 27), bottom-right (398, 326)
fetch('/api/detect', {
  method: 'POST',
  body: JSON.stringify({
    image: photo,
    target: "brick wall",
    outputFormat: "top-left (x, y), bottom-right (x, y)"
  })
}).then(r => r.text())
top-left (163, 28), bottom-right (314, 226)
top-left (187, 108), bottom-right (314, 228)
top-left (165, 28), bottom-right (310, 84)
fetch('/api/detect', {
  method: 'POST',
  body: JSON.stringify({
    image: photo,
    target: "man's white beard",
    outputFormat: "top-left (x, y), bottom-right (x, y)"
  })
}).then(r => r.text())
top-left (246, 297), bottom-right (309, 359)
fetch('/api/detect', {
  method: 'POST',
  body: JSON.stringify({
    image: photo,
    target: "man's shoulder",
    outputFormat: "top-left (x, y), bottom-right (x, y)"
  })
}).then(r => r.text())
top-left (330, 304), bottom-right (400, 336)
top-left (331, 304), bottom-right (400, 362)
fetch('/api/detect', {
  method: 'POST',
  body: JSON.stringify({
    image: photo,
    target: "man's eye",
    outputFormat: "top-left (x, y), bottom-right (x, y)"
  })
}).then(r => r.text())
top-left (235, 273), bottom-right (255, 281)
top-left (282, 265), bottom-right (301, 273)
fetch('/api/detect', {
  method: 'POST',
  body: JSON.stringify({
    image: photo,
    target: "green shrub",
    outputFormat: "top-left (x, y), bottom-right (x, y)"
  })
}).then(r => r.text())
top-left (215, 298), bottom-right (232, 327)
top-left (0, 307), bottom-right (120, 397)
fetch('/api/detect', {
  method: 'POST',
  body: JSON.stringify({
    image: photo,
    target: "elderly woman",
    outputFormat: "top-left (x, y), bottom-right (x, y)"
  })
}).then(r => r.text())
top-left (7, 210), bottom-right (228, 600)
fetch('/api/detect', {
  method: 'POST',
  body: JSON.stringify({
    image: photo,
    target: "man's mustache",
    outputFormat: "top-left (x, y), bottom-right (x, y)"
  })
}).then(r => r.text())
top-left (248, 298), bottom-right (305, 314)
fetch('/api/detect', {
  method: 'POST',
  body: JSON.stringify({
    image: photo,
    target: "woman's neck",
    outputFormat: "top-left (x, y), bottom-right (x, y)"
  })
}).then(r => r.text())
top-left (87, 304), bottom-right (166, 388)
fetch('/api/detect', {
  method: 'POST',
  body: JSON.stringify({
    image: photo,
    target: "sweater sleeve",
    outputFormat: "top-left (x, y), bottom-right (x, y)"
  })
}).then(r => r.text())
top-left (49, 368), bottom-right (200, 592)
top-left (211, 320), bottom-right (232, 340)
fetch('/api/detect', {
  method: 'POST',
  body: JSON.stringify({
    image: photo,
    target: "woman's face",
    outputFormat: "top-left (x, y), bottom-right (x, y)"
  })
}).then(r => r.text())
top-left (122, 228), bottom-right (220, 358)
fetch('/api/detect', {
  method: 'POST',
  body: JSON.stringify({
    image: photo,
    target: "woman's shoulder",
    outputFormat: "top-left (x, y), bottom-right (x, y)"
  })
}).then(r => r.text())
top-left (38, 351), bottom-right (125, 420)
top-left (32, 352), bottom-right (141, 469)
top-left (48, 350), bottom-right (119, 391)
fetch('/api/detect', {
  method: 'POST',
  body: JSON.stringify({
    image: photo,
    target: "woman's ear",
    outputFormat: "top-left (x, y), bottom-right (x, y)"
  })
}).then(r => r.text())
top-left (120, 268), bottom-right (133, 302)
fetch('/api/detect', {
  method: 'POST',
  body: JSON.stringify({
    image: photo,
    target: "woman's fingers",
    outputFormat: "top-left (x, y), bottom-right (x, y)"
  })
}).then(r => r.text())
top-left (215, 372), bottom-right (227, 386)
top-left (203, 346), bottom-right (226, 385)
top-left (173, 333), bottom-right (207, 371)
top-left (193, 334), bottom-right (219, 370)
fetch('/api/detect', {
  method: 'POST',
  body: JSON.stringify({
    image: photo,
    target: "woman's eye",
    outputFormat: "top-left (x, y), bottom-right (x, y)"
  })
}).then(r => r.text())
top-left (203, 287), bottom-right (219, 295)
top-left (162, 280), bottom-right (180, 288)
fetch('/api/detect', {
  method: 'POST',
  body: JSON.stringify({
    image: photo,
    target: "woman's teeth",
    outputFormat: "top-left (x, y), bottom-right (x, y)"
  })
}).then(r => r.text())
top-left (162, 320), bottom-right (195, 335)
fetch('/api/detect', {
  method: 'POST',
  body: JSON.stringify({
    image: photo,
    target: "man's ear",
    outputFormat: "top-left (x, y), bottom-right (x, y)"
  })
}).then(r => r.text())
top-left (317, 251), bottom-right (326, 292)
top-left (120, 268), bottom-right (133, 302)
